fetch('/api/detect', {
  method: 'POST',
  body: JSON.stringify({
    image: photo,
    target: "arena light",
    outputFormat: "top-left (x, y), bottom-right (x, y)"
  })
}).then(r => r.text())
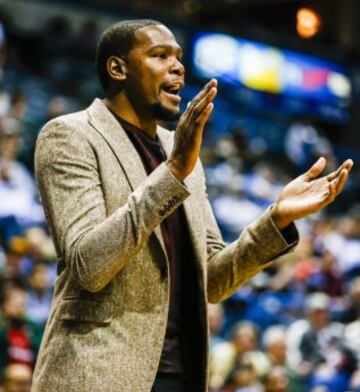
top-left (192, 32), bottom-right (352, 102)
top-left (296, 7), bottom-right (321, 39)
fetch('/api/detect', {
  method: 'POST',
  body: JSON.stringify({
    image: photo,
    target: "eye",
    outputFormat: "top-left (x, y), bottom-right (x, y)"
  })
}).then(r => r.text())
top-left (153, 52), bottom-right (167, 59)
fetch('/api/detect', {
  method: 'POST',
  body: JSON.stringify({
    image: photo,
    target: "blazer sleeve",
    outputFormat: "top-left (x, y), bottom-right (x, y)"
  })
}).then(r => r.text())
top-left (196, 164), bottom-right (299, 304)
top-left (35, 119), bottom-right (190, 292)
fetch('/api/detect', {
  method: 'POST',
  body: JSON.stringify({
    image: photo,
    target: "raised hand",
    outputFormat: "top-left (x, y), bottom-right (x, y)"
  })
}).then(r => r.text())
top-left (166, 79), bottom-right (218, 181)
top-left (271, 157), bottom-right (354, 230)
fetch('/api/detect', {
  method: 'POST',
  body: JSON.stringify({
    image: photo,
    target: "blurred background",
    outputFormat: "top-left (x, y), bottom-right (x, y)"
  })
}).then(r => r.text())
top-left (0, 0), bottom-right (360, 391)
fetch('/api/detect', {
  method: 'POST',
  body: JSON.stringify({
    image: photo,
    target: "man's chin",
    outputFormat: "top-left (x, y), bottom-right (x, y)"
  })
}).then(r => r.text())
top-left (152, 103), bottom-right (181, 122)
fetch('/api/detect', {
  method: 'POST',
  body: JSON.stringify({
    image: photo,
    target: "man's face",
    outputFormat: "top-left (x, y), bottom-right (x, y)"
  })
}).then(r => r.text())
top-left (124, 24), bottom-right (185, 121)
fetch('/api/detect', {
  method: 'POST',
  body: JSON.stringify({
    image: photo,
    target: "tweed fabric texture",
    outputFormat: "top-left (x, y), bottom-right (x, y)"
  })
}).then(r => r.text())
top-left (31, 98), bottom-right (298, 392)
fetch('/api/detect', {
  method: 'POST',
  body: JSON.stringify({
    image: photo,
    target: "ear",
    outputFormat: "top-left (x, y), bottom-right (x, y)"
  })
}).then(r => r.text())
top-left (106, 56), bottom-right (127, 83)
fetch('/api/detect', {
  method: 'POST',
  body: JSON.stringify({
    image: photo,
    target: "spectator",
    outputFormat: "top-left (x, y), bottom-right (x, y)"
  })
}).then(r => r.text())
top-left (209, 304), bottom-right (226, 390)
top-left (0, 118), bottom-right (44, 228)
top-left (306, 250), bottom-right (344, 297)
top-left (299, 292), bottom-right (356, 392)
top-left (209, 303), bottom-right (225, 348)
top-left (9, 91), bottom-right (27, 123)
top-left (45, 96), bottom-right (69, 123)
top-left (243, 161), bottom-right (283, 207)
top-left (211, 321), bottom-right (268, 388)
top-left (325, 215), bottom-right (360, 280)
top-left (263, 366), bottom-right (289, 392)
top-left (227, 359), bottom-right (263, 392)
top-left (263, 326), bottom-right (287, 367)
top-left (1, 363), bottom-right (31, 392)
top-left (284, 121), bottom-right (334, 174)
top-left (344, 277), bottom-right (360, 365)
top-left (212, 184), bottom-right (263, 241)
top-left (26, 263), bottom-right (52, 326)
top-left (0, 286), bottom-right (43, 375)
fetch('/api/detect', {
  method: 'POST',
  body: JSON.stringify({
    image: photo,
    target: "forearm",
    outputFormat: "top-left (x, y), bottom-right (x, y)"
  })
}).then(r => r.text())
top-left (64, 163), bottom-right (189, 292)
top-left (35, 121), bottom-right (189, 292)
top-left (207, 207), bottom-right (298, 303)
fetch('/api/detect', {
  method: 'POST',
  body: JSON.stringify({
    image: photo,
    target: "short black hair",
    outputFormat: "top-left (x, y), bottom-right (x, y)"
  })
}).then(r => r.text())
top-left (96, 19), bottom-right (162, 93)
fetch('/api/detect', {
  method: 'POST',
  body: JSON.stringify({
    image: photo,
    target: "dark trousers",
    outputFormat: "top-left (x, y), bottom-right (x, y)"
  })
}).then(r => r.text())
top-left (152, 373), bottom-right (187, 392)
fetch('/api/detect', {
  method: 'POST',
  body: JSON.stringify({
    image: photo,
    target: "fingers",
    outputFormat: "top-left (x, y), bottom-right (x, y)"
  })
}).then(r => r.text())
top-left (325, 159), bottom-right (352, 203)
top-left (193, 87), bottom-right (217, 121)
top-left (196, 102), bottom-right (214, 130)
top-left (326, 163), bottom-right (345, 182)
top-left (328, 180), bottom-right (337, 202)
top-left (187, 80), bottom-right (214, 108)
top-left (187, 79), bottom-right (218, 115)
top-left (188, 103), bottom-right (215, 152)
top-left (343, 159), bottom-right (354, 171)
top-left (333, 168), bottom-right (350, 195)
top-left (169, 80), bottom-right (218, 181)
top-left (305, 157), bottom-right (327, 180)
top-left (327, 159), bottom-right (353, 181)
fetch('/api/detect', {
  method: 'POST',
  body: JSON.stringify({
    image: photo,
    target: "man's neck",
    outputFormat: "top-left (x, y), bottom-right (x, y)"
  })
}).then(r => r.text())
top-left (104, 95), bottom-right (157, 138)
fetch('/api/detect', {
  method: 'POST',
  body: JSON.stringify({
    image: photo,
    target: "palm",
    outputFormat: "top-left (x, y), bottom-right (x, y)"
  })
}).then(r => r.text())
top-left (280, 176), bottom-right (334, 219)
top-left (273, 157), bottom-right (353, 228)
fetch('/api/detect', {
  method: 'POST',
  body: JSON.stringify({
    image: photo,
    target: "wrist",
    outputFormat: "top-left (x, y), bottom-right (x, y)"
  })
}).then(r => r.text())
top-left (166, 160), bottom-right (185, 182)
top-left (270, 203), bottom-right (291, 231)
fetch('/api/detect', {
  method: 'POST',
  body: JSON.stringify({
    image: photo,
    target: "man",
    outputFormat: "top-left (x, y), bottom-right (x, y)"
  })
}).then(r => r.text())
top-left (32, 19), bottom-right (352, 392)
top-left (298, 293), bottom-right (356, 392)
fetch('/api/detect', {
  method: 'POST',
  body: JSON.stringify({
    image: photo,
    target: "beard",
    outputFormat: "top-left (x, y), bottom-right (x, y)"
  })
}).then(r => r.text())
top-left (152, 102), bottom-right (181, 122)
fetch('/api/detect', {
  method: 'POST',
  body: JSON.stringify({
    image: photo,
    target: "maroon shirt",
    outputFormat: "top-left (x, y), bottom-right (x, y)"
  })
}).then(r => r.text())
top-left (115, 115), bottom-right (186, 374)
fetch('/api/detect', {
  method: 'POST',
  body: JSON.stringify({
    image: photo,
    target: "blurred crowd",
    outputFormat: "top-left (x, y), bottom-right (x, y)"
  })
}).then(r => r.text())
top-left (0, 10), bottom-right (359, 392)
top-left (204, 128), bottom-right (360, 392)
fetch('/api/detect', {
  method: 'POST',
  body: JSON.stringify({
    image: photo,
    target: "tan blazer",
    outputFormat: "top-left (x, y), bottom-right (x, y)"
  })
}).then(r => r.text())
top-left (31, 98), bottom-right (297, 392)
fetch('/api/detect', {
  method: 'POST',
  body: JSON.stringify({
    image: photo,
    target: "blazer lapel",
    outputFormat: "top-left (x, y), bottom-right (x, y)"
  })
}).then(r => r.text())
top-left (86, 99), bottom-right (167, 260)
top-left (87, 98), bottom-right (147, 192)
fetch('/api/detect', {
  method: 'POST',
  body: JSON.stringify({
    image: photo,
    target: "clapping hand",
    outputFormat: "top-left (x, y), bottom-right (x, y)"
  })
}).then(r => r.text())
top-left (167, 79), bottom-right (218, 181)
top-left (271, 157), bottom-right (354, 229)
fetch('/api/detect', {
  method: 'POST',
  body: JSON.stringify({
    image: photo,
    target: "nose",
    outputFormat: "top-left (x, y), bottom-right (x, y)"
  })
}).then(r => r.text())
top-left (170, 57), bottom-right (185, 76)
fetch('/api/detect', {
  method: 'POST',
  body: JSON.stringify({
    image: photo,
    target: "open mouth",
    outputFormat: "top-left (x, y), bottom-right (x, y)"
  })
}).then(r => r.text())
top-left (161, 81), bottom-right (184, 103)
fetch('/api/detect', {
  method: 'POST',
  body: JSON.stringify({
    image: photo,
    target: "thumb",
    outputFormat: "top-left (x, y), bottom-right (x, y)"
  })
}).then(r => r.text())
top-left (305, 157), bottom-right (327, 180)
